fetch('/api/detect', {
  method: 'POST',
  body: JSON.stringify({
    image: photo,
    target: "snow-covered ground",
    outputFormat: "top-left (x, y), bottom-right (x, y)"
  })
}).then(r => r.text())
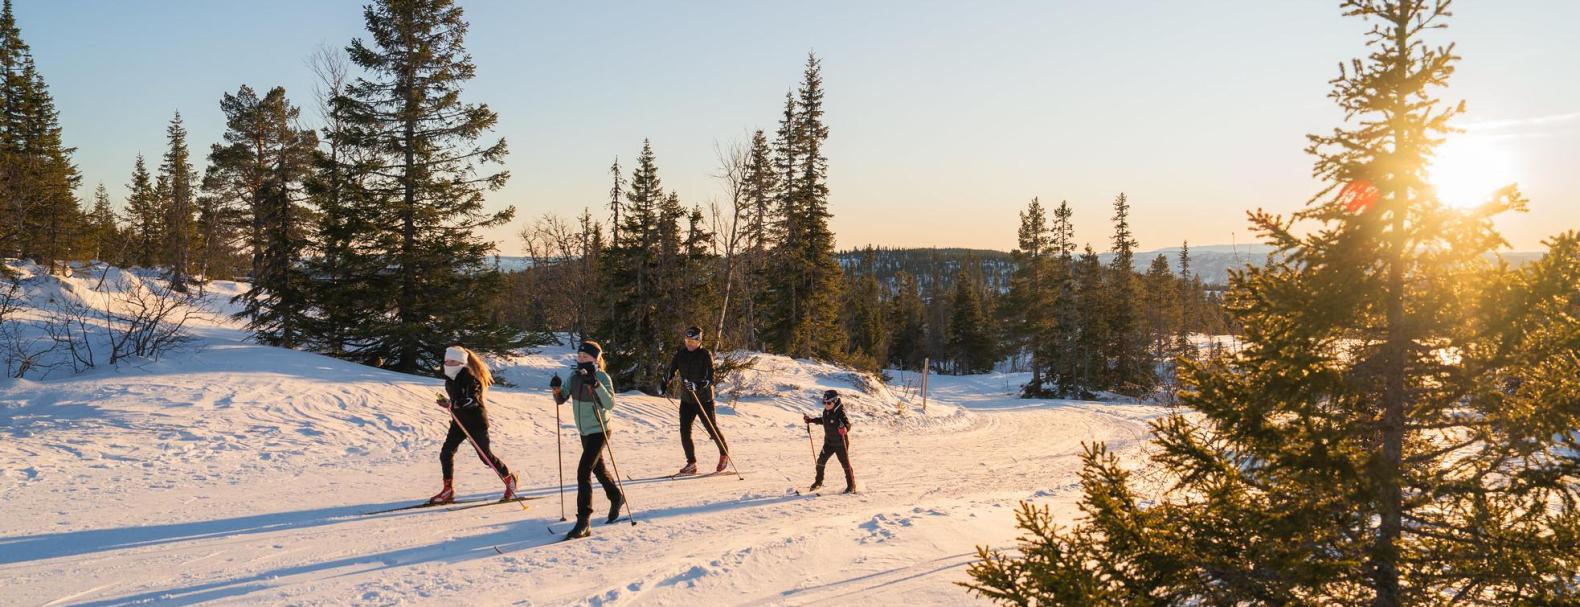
top-left (1, 264), bottom-right (1168, 606)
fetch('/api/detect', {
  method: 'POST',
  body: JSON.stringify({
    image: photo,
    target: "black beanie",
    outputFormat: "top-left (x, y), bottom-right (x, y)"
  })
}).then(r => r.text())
top-left (684, 326), bottom-right (703, 340)
top-left (579, 341), bottom-right (602, 359)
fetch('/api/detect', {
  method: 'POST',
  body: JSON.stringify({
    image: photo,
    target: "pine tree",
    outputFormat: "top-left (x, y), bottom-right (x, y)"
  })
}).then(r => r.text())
top-left (205, 85), bottom-right (319, 346)
top-left (160, 112), bottom-right (196, 290)
top-left (965, 2), bottom-right (1580, 603)
top-left (333, 0), bottom-right (517, 372)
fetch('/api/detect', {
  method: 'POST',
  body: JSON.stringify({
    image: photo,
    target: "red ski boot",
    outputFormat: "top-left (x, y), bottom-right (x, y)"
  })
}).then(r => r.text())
top-left (715, 454), bottom-right (730, 474)
top-left (428, 480), bottom-right (455, 505)
top-left (500, 473), bottom-right (517, 501)
top-left (675, 462), bottom-right (698, 476)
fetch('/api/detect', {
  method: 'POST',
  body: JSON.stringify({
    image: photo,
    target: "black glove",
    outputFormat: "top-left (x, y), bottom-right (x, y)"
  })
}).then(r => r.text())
top-left (803, 414), bottom-right (812, 424)
top-left (549, 374), bottom-right (562, 389)
top-left (683, 379), bottom-right (695, 392)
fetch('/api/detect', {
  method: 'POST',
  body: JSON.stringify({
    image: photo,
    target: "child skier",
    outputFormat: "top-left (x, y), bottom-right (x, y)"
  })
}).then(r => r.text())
top-left (803, 389), bottom-right (856, 494)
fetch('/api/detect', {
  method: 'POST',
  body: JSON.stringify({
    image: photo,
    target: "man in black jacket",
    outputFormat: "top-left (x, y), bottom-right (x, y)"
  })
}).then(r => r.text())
top-left (804, 389), bottom-right (856, 494)
top-left (665, 326), bottom-right (729, 475)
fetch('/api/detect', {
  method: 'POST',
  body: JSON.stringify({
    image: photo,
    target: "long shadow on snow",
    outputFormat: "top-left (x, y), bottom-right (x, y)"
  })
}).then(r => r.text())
top-left (64, 492), bottom-right (808, 606)
top-left (0, 487), bottom-right (563, 566)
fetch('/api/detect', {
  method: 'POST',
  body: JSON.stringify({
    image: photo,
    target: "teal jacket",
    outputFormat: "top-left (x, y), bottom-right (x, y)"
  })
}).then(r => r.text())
top-left (554, 368), bottom-right (615, 436)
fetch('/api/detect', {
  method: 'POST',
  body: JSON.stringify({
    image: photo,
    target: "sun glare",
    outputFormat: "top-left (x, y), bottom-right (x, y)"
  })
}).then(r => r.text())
top-left (1427, 137), bottom-right (1517, 208)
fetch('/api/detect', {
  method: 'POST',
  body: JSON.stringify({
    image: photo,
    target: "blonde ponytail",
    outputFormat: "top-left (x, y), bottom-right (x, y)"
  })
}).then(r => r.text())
top-left (464, 349), bottom-right (493, 389)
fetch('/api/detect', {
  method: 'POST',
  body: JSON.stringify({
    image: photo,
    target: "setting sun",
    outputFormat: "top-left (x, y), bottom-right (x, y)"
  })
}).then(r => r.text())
top-left (1428, 136), bottom-right (1518, 208)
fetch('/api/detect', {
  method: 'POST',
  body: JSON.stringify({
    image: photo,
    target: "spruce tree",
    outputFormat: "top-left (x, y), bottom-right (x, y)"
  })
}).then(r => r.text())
top-left (965, 2), bottom-right (1580, 604)
top-left (842, 247), bottom-right (889, 370)
top-left (160, 112), bottom-right (196, 291)
top-left (86, 183), bottom-right (119, 263)
top-left (887, 270), bottom-right (928, 371)
top-left (1105, 192), bottom-right (1150, 394)
top-left (1071, 245), bottom-right (1108, 395)
top-left (600, 140), bottom-right (668, 387)
top-left (762, 53), bottom-right (844, 360)
top-left (1140, 254), bottom-right (1181, 361)
top-left (123, 154), bottom-right (163, 268)
top-left (947, 262), bottom-right (997, 374)
top-left (334, 0), bottom-right (517, 372)
top-left (1007, 197), bottom-right (1052, 395)
top-left (0, 5), bottom-right (79, 270)
top-left (738, 129), bottom-right (776, 350)
top-left (1043, 200), bottom-right (1082, 396)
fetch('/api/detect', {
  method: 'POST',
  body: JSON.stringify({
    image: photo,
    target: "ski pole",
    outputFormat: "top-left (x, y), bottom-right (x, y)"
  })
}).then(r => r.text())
top-left (687, 384), bottom-right (744, 481)
top-left (439, 394), bottom-right (528, 512)
top-left (590, 381), bottom-right (637, 526)
top-left (805, 421), bottom-right (817, 464)
top-left (551, 375), bottom-right (566, 521)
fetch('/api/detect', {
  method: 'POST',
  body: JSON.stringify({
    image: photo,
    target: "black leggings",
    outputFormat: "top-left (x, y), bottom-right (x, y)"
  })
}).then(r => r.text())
top-left (679, 389), bottom-right (727, 463)
top-left (815, 440), bottom-right (854, 487)
top-left (440, 406), bottom-right (511, 481)
top-left (577, 431), bottom-right (622, 518)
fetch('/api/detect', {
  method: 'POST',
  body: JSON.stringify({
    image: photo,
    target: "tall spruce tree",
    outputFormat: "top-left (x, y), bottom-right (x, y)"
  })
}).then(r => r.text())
top-left (762, 53), bottom-right (843, 360)
top-left (738, 129), bottom-right (776, 350)
top-left (599, 140), bottom-right (670, 387)
top-left (160, 112), bottom-right (196, 290)
top-left (123, 154), bottom-right (163, 268)
top-left (1043, 200), bottom-right (1082, 396)
top-left (205, 85), bottom-right (319, 346)
top-left (333, 0), bottom-right (516, 372)
top-left (1007, 197), bottom-right (1052, 395)
top-left (965, 1), bottom-right (1580, 604)
top-left (0, 3), bottom-right (79, 270)
top-left (1105, 192), bottom-right (1150, 394)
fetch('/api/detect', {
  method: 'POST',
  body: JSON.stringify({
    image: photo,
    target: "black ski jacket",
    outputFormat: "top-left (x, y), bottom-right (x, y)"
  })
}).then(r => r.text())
top-left (807, 403), bottom-right (851, 444)
top-left (444, 367), bottom-right (485, 409)
top-left (666, 346), bottom-right (714, 386)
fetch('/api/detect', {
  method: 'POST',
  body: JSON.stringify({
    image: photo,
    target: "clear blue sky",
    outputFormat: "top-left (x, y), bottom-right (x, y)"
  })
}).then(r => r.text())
top-left (18, 0), bottom-right (1580, 254)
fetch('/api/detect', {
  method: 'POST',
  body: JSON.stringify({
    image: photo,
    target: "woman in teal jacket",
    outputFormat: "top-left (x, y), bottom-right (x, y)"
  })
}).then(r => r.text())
top-left (551, 340), bottom-right (625, 539)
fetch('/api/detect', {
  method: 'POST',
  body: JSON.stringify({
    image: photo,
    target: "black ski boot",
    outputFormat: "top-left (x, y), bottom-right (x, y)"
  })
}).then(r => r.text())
top-left (606, 493), bottom-right (625, 524)
top-left (842, 485), bottom-right (856, 494)
top-left (808, 480), bottom-right (823, 493)
top-left (564, 517), bottom-right (591, 540)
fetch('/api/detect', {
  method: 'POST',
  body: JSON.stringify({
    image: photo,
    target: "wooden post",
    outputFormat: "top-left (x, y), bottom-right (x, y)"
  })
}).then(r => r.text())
top-left (921, 358), bottom-right (930, 414)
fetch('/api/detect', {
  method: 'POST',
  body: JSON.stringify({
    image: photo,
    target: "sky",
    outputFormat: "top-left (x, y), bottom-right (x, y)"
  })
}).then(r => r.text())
top-left (17, 0), bottom-right (1580, 255)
